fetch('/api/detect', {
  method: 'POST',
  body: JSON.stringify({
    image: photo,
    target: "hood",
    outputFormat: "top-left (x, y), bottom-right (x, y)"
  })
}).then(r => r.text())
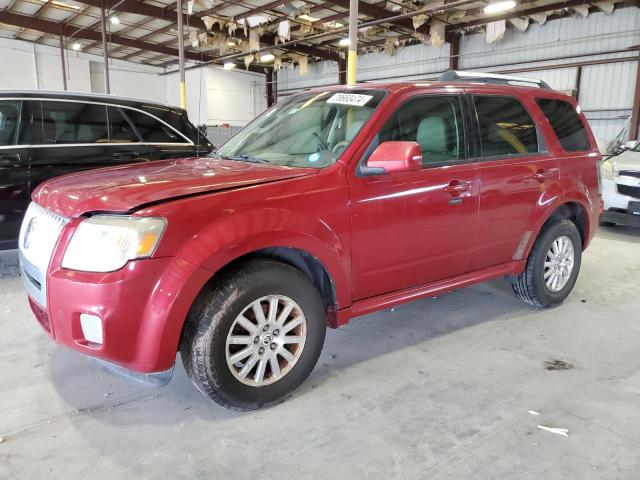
top-left (607, 149), bottom-right (640, 171)
top-left (33, 157), bottom-right (314, 218)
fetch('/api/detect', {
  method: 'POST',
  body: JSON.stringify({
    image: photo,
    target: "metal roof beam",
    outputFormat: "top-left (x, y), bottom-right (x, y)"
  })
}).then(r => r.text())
top-left (71, 0), bottom-right (338, 61)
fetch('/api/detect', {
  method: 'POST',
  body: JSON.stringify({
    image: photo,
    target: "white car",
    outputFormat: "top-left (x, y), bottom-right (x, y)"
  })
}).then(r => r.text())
top-left (600, 141), bottom-right (640, 227)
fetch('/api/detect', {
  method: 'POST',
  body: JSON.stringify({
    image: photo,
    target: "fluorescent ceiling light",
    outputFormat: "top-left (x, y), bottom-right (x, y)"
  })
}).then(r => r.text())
top-left (110, 15), bottom-right (120, 24)
top-left (227, 41), bottom-right (236, 47)
top-left (45, 0), bottom-right (81, 9)
top-left (223, 62), bottom-right (236, 70)
top-left (338, 38), bottom-right (350, 47)
top-left (298, 14), bottom-right (319, 22)
top-left (483, 0), bottom-right (516, 14)
top-left (72, 43), bottom-right (81, 51)
top-left (260, 52), bottom-right (275, 62)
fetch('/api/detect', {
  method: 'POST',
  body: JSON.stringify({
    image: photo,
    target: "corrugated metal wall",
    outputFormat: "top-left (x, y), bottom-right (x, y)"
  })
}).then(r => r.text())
top-left (278, 8), bottom-right (640, 141)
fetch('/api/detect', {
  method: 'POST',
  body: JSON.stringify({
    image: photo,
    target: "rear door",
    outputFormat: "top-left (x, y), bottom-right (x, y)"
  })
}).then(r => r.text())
top-left (30, 100), bottom-right (113, 192)
top-left (470, 92), bottom-right (559, 270)
top-left (122, 106), bottom-right (198, 160)
top-left (0, 99), bottom-right (31, 249)
top-left (349, 92), bottom-right (480, 300)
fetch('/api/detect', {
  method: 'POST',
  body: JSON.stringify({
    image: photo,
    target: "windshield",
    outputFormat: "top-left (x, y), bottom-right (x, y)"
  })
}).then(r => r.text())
top-left (217, 89), bottom-right (386, 168)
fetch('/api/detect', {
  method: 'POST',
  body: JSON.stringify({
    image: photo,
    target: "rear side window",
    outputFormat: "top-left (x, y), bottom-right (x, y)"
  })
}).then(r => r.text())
top-left (108, 107), bottom-right (139, 143)
top-left (41, 102), bottom-right (109, 144)
top-left (474, 96), bottom-right (539, 157)
top-left (0, 100), bottom-right (20, 146)
top-left (535, 98), bottom-right (591, 152)
top-left (123, 109), bottom-right (183, 143)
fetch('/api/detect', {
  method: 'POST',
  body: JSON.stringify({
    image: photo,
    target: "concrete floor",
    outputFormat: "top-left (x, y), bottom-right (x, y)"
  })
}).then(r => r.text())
top-left (1, 226), bottom-right (639, 479)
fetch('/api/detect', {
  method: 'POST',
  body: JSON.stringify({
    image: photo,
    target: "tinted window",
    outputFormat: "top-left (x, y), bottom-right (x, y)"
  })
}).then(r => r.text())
top-left (536, 98), bottom-right (591, 152)
top-left (108, 107), bottom-right (139, 143)
top-left (123, 109), bottom-right (182, 143)
top-left (41, 101), bottom-right (109, 144)
top-left (0, 100), bottom-right (20, 146)
top-left (378, 96), bottom-right (464, 166)
top-left (474, 96), bottom-right (538, 157)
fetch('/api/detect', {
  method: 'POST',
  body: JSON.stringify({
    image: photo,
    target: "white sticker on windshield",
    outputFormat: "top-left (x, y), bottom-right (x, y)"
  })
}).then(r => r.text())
top-left (327, 93), bottom-right (373, 107)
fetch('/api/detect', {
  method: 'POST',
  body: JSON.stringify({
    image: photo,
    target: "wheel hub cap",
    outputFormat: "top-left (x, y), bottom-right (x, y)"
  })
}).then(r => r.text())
top-left (225, 295), bottom-right (307, 387)
top-left (544, 235), bottom-right (575, 292)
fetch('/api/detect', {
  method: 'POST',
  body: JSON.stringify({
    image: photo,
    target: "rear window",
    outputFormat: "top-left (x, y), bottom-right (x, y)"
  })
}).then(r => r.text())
top-left (535, 98), bottom-right (591, 152)
top-left (123, 108), bottom-right (183, 143)
top-left (474, 96), bottom-right (539, 157)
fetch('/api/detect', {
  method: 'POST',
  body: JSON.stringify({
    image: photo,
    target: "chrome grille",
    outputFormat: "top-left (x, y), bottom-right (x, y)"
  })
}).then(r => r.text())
top-left (618, 170), bottom-right (640, 179)
top-left (18, 202), bottom-right (69, 307)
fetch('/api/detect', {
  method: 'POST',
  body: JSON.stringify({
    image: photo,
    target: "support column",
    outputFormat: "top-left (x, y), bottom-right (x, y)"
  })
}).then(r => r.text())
top-left (59, 28), bottom-right (67, 91)
top-left (100, 0), bottom-right (111, 94)
top-left (347, 0), bottom-right (358, 85)
top-left (630, 53), bottom-right (640, 141)
top-left (448, 32), bottom-right (460, 71)
top-left (266, 69), bottom-right (278, 107)
top-left (338, 56), bottom-right (347, 85)
top-left (573, 65), bottom-right (582, 100)
top-left (176, 0), bottom-right (186, 109)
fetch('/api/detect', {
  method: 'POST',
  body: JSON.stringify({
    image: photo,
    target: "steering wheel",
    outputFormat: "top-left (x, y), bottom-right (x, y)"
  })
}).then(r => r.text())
top-left (312, 132), bottom-right (329, 151)
top-left (332, 140), bottom-right (350, 152)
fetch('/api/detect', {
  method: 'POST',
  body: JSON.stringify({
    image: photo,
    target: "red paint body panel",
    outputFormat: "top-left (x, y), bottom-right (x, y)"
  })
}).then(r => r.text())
top-left (24, 81), bottom-right (602, 373)
top-left (32, 157), bottom-right (313, 218)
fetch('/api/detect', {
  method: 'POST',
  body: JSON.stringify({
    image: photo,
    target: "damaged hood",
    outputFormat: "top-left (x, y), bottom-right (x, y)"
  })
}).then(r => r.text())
top-left (33, 157), bottom-right (314, 218)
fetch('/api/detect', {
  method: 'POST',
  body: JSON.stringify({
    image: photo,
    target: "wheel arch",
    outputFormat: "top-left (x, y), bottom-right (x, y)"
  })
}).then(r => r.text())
top-left (523, 199), bottom-right (590, 261)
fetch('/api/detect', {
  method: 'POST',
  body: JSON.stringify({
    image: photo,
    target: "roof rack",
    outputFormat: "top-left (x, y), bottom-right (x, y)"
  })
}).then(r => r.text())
top-left (439, 70), bottom-right (552, 90)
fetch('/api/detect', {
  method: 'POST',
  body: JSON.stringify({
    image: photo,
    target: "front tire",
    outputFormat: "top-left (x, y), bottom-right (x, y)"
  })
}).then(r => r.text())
top-left (180, 260), bottom-right (326, 410)
top-left (512, 219), bottom-right (582, 308)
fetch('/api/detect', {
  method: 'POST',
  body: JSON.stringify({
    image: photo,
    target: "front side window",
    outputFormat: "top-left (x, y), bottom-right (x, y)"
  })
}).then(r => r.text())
top-left (474, 96), bottom-right (539, 157)
top-left (377, 96), bottom-right (464, 166)
top-left (218, 89), bottom-right (386, 168)
top-left (41, 101), bottom-right (109, 144)
top-left (0, 100), bottom-right (20, 146)
top-left (535, 98), bottom-right (591, 152)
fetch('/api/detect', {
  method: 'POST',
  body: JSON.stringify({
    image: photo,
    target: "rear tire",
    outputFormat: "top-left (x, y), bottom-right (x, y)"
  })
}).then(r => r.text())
top-left (512, 219), bottom-right (582, 308)
top-left (180, 259), bottom-right (326, 410)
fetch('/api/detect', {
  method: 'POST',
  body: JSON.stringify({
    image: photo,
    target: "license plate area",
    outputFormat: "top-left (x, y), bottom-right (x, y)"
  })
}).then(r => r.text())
top-left (629, 201), bottom-right (640, 216)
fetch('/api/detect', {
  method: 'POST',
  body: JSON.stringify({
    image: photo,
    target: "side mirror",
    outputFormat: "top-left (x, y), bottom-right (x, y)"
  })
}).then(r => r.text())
top-left (363, 141), bottom-right (422, 175)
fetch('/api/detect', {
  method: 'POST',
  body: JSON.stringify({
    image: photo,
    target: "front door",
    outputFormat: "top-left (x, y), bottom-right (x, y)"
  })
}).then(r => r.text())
top-left (349, 94), bottom-right (479, 300)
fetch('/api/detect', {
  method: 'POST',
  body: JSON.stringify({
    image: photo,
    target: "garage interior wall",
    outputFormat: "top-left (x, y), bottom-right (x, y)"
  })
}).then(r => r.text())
top-left (0, 36), bottom-right (165, 101)
top-left (277, 7), bottom-right (640, 142)
top-left (0, 36), bottom-right (269, 134)
top-left (164, 66), bottom-right (267, 128)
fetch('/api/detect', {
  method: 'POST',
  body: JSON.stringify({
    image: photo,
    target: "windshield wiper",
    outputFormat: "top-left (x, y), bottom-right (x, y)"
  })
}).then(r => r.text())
top-left (219, 154), bottom-right (268, 164)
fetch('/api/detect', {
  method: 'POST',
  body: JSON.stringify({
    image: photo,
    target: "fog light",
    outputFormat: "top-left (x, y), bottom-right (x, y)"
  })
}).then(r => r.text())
top-left (80, 313), bottom-right (103, 345)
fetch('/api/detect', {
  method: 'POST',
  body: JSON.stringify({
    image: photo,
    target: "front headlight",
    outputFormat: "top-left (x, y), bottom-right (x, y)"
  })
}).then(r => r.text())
top-left (600, 160), bottom-right (615, 181)
top-left (62, 216), bottom-right (166, 272)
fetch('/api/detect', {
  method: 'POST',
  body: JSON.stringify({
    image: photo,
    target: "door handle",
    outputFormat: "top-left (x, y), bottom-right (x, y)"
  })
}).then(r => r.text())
top-left (444, 180), bottom-right (471, 197)
top-left (0, 153), bottom-right (20, 166)
top-left (113, 151), bottom-right (140, 160)
top-left (532, 169), bottom-right (554, 183)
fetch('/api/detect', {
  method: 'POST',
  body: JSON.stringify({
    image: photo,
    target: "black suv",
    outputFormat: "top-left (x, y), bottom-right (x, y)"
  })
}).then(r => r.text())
top-left (0, 91), bottom-right (212, 250)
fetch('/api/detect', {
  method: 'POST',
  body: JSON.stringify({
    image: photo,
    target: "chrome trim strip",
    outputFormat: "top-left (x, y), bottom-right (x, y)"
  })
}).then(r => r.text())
top-left (0, 96), bottom-right (194, 145)
top-left (29, 142), bottom-right (194, 148)
top-left (19, 251), bottom-right (47, 308)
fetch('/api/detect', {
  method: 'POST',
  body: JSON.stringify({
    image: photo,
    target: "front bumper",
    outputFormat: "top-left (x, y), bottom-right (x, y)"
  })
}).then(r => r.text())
top-left (26, 256), bottom-right (211, 373)
top-left (601, 209), bottom-right (640, 227)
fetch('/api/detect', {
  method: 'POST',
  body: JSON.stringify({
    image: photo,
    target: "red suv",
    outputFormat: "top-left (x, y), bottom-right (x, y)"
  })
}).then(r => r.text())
top-left (19, 75), bottom-right (602, 410)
